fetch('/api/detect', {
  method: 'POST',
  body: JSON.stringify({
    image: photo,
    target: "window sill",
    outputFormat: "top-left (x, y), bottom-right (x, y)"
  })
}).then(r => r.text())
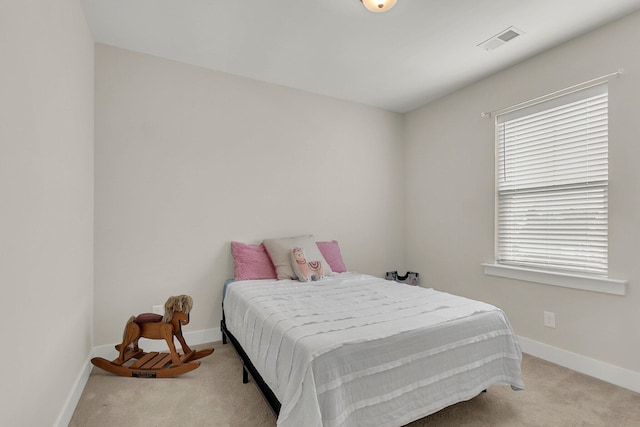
top-left (482, 263), bottom-right (627, 296)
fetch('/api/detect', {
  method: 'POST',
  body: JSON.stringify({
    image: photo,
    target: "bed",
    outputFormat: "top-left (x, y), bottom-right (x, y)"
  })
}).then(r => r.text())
top-left (221, 271), bottom-right (524, 427)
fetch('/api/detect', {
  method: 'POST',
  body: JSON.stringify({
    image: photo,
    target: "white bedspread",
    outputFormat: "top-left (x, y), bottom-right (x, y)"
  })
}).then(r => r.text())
top-left (224, 272), bottom-right (524, 427)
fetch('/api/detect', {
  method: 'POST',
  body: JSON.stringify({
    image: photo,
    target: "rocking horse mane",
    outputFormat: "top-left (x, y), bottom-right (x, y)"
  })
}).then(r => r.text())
top-left (163, 294), bottom-right (193, 323)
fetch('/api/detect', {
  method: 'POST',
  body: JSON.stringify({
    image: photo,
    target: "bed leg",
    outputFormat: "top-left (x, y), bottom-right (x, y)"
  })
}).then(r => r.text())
top-left (220, 321), bottom-right (227, 344)
top-left (243, 365), bottom-right (249, 384)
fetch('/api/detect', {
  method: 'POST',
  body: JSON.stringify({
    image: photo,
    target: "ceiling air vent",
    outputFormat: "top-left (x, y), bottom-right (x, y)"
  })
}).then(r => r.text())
top-left (478, 26), bottom-right (524, 51)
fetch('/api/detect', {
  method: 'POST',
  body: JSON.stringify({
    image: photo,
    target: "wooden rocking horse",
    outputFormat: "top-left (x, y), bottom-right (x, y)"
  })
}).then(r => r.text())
top-left (91, 295), bottom-right (213, 378)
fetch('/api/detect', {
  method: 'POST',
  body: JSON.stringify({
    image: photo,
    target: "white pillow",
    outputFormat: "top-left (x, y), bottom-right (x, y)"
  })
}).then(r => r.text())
top-left (262, 235), bottom-right (333, 280)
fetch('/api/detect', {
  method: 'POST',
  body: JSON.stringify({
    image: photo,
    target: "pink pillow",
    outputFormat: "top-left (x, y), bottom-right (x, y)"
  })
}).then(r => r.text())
top-left (316, 240), bottom-right (347, 273)
top-left (231, 241), bottom-right (277, 281)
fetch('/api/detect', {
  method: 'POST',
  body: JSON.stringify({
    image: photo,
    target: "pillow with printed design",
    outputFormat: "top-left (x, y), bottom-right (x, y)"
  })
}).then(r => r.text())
top-left (290, 247), bottom-right (325, 282)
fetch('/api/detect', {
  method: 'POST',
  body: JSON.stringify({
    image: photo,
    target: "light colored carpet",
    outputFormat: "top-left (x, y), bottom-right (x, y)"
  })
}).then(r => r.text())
top-left (70, 342), bottom-right (640, 427)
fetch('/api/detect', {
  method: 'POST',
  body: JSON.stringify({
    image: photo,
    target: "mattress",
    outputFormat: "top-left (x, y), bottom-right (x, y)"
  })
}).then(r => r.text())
top-left (223, 272), bottom-right (524, 427)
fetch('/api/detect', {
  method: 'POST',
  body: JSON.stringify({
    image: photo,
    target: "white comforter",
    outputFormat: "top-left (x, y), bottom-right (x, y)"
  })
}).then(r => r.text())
top-left (224, 273), bottom-right (524, 427)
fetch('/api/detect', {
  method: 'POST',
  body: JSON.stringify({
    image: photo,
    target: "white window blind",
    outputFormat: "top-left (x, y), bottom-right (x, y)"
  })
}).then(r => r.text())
top-left (496, 83), bottom-right (608, 276)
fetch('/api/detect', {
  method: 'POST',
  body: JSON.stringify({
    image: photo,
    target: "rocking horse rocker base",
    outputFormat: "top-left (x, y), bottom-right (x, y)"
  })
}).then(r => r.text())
top-left (91, 295), bottom-right (213, 378)
top-left (91, 346), bottom-right (213, 378)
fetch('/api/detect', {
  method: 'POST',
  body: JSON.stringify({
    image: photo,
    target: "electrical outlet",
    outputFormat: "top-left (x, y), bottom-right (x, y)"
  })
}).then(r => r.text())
top-left (544, 311), bottom-right (556, 328)
top-left (152, 305), bottom-right (164, 315)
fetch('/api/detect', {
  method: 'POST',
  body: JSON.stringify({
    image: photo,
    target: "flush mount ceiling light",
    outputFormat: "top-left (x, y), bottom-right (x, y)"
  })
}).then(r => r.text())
top-left (361, 0), bottom-right (398, 13)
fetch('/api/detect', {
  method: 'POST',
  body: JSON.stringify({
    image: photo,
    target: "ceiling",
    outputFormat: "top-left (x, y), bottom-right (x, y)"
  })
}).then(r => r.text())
top-left (81, 0), bottom-right (640, 113)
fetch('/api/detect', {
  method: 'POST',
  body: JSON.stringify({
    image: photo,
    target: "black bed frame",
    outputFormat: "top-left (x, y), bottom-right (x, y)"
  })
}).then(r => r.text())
top-left (221, 304), bottom-right (281, 415)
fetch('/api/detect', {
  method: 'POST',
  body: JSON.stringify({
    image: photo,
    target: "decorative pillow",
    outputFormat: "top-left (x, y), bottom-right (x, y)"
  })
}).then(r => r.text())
top-left (316, 240), bottom-right (347, 273)
top-left (263, 235), bottom-right (333, 280)
top-left (290, 247), bottom-right (325, 282)
top-left (230, 241), bottom-right (277, 281)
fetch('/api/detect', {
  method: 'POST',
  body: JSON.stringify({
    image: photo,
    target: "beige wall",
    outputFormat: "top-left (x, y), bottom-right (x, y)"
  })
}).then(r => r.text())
top-left (94, 45), bottom-right (405, 345)
top-left (0, 0), bottom-right (94, 425)
top-left (404, 11), bottom-right (640, 373)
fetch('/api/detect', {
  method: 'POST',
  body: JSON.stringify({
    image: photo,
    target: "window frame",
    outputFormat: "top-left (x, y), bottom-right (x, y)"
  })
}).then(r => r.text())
top-left (483, 82), bottom-right (626, 295)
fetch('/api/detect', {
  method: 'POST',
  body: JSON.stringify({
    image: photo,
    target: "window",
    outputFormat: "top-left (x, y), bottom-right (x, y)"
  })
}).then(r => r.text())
top-left (496, 84), bottom-right (608, 276)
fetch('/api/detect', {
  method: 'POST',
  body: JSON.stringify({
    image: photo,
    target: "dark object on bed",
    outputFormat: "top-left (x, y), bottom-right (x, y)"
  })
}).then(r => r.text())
top-left (385, 270), bottom-right (420, 285)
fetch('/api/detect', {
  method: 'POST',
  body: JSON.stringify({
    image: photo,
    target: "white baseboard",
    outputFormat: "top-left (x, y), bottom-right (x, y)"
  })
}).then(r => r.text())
top-left (59, 327), bottom-right (222, 425)
top-left (518, 335), bottom-right (640, 394)
top-left (54, 353), bottom-right (94, 427)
